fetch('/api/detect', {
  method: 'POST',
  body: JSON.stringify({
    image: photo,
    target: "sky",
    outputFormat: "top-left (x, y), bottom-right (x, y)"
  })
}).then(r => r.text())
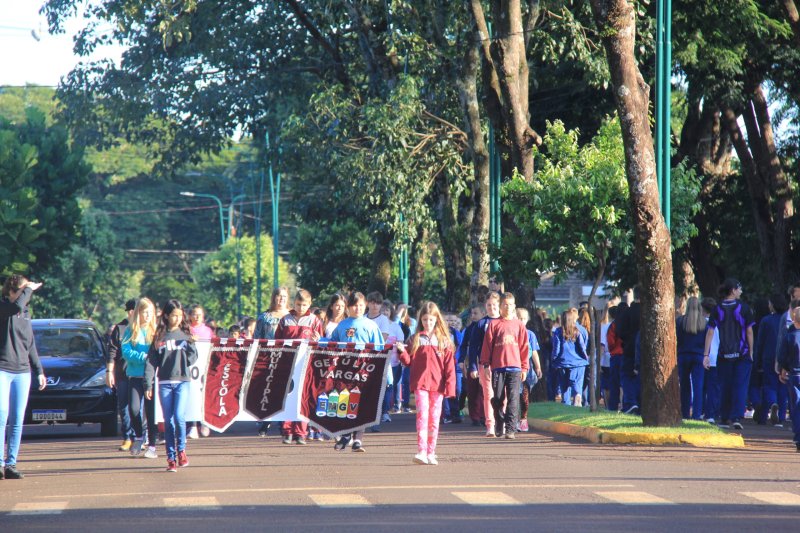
top-left (0, 1), bottom-right (123, 87)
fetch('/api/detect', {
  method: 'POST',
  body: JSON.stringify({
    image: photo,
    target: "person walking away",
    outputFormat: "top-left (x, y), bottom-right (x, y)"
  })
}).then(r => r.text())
top-left (442, 313), bottom-right (463, 424)
top-left (144, 299), bottom-right (198, 472)
top-left (275, 289), bottom-right (323, 445)
top-left (676, 297), bottom-right (708, 420)
top-left (516, 307), bottom-right (542, 431)
top-left (777, 306), bottom-right (800, 451)
top-left (107, 299), bottom-right (137, 451)
top-left (700, 297), bottom-right (720, 423)
top-left (703, 279), bottom-right (755, 429)
top-left (122, 297), bottom-right (159, 458)
top-left (758, 295), bottom-right (792, 426)
top-left (0, 275), bottom-right (46, 480)
top-left (552, 308), bottom-right (589, 406)
top-left (397, 302), bottom-right (456, 465)
top-left (458, 305), bottom-right (484, 426)
top-left (480, 293), bottom-right (535, 439)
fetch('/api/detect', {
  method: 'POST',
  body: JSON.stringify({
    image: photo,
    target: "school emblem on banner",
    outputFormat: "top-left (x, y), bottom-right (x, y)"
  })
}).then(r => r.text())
top-left (203, 338), bottom-right (254, 432)
top-left (243, 339), bottom-right (302, 420)
top-left (297, 342), bottom-right (391, 438)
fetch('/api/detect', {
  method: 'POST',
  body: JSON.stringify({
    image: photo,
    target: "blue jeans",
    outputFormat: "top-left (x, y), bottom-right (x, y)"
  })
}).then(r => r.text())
top-left (621, 371), bottom-right (640, 412)
top-left (0, 370), bottom-right (32, 467)
top-left (787, 374), bottom-right (800, 443)
top-left (557, 367), bottom-right (586, 405)
top-left (761, 371), bottom-right (789, 423)
top-left (547, 365), bottom-right (560, 401)
top-left (395, 366), bottom-right (410, 408)
top-left (704, 366), bottom-right (720, 420)
top-left (116, 376), bottom-right (135, 440)
top-left (159, 381), bottom-right (189, 461)
top-left (678, 354), bottom-right (705, 419)
top-left (443, 370), bottom-right (463, 419)
top-left (607, 356), bottom-right (623, 411)
top-left (718, 357), bottom-right (752, 423)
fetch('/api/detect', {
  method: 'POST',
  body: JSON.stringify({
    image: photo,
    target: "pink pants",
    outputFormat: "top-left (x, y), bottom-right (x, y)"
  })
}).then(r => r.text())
top-left (479, 370), bottom-right (495, 430)
top-left (416, 389), bottom-right (444, 455)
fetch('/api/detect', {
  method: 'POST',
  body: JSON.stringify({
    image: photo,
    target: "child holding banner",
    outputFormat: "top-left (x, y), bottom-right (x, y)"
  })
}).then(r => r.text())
top-left (276, 289), bottom-right (324, 445)
top-left (327, 291), bottom-right (384, 452)
top-left (396, 302), bottom-right (456, 465)
top-left (144, 299), bottom-right (198, 472)
top-left (254, 286), bottom-right (290, 437)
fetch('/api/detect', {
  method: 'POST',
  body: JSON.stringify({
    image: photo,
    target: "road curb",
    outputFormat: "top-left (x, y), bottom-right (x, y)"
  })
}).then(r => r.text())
top-left (528, 418), bottom-right (746, 449)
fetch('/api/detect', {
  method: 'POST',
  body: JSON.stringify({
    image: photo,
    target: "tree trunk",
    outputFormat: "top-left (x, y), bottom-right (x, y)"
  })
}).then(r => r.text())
top-left (586, 248), bottom-right (606, 412)
top-left (434, 172), bottom-right (471, 312)
top-left (589, 0), bottom-right (680, 426)
top-left (457, 20), bottom-right (491, 297)
top-left (368, 230), bottom-right (392, 297)
top-left (410, 226), bottom-right (428, 307)
top-left (780, 0), bottom-right (800, 45)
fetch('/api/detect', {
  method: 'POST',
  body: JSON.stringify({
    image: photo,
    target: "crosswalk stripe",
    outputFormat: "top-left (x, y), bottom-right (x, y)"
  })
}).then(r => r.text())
top-left (9, 502), bottom-right (68, 515)
top-left (451, 491), bottom-right (521, 506)
top-left (595, 491), bottom-right (673, 505)
top-left (308, 494), bottom-right (372, 508)
top-left (163, 497), bottom-right (222, 511)
top-left (740, 492), bottom-right (800, 506)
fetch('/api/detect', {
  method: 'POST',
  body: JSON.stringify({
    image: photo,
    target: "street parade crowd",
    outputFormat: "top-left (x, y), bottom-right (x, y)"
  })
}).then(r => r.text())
top-left (1, 273), bottom-right (800, 478)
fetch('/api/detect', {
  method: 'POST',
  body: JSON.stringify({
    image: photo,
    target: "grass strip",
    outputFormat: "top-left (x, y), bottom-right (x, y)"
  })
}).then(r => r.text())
top-left (528, 402), bottom-right (725, 435)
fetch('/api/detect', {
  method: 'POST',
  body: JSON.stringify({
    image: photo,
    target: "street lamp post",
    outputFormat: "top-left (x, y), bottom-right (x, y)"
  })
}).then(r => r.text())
top-left (230, 194), bottom-right (246, 320)
top-left (180, 191), bottom-right (226, 246)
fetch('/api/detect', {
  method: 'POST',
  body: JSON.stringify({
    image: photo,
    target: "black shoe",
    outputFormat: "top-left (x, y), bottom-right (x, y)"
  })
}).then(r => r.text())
top-left (258, 422), bottom-right (271, 437)
top-left (795, 442), bottom-right (800, 452)
top-left (452, 417), bottom-right (463, 424)
top-left (334, 435), bottom-right (351, 451)
top-left (732, 420), bottom-right (743, 430)
top-left (471, 420), bottom-right (481, 427)
top-left (352, 441), bottom-right (365, 452)
top-left (5, 466), bottom-right (24, 479)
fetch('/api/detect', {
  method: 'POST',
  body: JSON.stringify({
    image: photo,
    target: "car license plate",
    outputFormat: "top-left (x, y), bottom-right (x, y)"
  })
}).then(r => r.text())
top-left (33, 409), bottom-right (67, 421)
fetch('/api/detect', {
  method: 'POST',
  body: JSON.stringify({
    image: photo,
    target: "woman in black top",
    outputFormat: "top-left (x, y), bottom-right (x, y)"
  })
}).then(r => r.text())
top-left (0, 274), bottom-right (46, 480)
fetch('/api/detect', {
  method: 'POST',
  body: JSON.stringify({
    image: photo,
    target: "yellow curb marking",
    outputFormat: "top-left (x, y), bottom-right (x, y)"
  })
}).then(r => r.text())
top-left (452, 491), bottom-right (521, 506)
top-left (741, 492), bottom-right (800, 506)
top-left (10, 501), bottom-right (68, 515)
top-left (595, 491), bottom-right (673, 505)
top-left (308, 494), bottom-right (372, 508)
top-left (164, 497), bottom-right (221, 511)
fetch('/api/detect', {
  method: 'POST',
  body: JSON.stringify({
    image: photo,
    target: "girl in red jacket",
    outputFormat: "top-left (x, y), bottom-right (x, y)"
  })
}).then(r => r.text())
top-left (397, 301), bottom-right (456, 465)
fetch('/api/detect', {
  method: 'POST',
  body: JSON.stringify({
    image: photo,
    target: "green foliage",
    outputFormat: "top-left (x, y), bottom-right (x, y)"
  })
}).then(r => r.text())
top-left (0, 108), bottom-right (89, 276)
top-left (191, 234), bottom-right (294, 325)
top-left (501, 118), bottom-right (633, 289)
top-left (34, 208), bottom-right (135, 327)
top-left (291, 220), bottom-right (374, 300)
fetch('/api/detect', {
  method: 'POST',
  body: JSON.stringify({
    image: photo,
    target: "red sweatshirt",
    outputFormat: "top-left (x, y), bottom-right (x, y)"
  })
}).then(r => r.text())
top-left (275, 310), bottom-right (323, 340)
top-left (606, 321), bottom-right (624, 356)
top-left (480, 317), bottom-right (529, 371)
top-left (398, 332), bottom-right (456, 397)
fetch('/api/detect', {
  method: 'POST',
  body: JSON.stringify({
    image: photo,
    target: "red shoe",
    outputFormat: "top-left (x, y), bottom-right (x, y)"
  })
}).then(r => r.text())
top-left (177, 450), bottom-right (189, 468)
top-left (166, 460), bottom-right (177, 473)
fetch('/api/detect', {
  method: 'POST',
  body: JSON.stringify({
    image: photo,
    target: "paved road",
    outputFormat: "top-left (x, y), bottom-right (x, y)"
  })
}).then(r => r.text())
top-left (2, 413), bottom-right (798, 532)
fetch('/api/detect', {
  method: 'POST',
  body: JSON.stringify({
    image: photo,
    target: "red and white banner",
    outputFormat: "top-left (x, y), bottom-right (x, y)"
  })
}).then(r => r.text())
top-left (202, 338), bottom-right (255, 432)
top-left (297, 342), bottom-right (391, 438)
top-left (242, 339), bottom-right (305, 420)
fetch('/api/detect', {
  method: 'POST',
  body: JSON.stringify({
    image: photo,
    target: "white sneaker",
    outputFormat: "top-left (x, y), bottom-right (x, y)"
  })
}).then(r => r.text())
top-left (485, 429), bottom-right (496, 438)
top-left (427, 454), bottom-right (438, 465)
top-left (143, 447), bottom-right (158, 459)
top-left (743, 408), bottom-right (754, 419)
top-left (187, 426), bottom-right (199, 440)
top-left (413, 453), bottom-right (429, 465)
top-left (706, 418), bottom-right (715, 425)
top-left (381, 412), bottom-right (392, 423)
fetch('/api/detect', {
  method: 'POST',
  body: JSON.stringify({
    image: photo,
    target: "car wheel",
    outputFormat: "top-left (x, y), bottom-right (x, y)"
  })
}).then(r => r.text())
top-left (100, 414), bottom-right (119, 437)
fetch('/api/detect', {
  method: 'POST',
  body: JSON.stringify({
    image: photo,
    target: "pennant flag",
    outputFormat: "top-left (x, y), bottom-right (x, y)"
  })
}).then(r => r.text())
top-left (243, 339), bottom-right (303, 420)
top-left (298, 342), bottom-right (391, 438)
top-left (203, 338), bottom-right (253, 432)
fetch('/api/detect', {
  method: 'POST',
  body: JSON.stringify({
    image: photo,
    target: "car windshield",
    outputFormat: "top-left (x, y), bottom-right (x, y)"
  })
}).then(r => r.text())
top-left (33, 327), bottom-right (104, 360)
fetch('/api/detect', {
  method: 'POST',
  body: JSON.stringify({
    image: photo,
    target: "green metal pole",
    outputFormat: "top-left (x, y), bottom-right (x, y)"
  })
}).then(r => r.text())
top-left (256, 168), bottom-right (264, 314)
top-left (230, 193), bottom-right (246, 319)
top-left (399, 214), bottom-right (409, 304)
top-left (656, 0), bottom-right (672, 230)
top-left (270, 166), bottom-right (280, 289)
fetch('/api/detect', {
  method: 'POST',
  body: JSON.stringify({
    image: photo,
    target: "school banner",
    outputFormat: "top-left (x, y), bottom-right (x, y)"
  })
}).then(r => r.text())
top-left (202, 338), bottom-right (256, 432)
top-left (242, 339), bottom-right (306, 421)
top-left (297, 342), bottom-right (391, 438)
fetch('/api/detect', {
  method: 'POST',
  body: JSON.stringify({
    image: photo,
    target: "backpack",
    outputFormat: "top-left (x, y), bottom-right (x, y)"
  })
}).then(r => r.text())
top-left (716, 302), bottom-right (745, 361)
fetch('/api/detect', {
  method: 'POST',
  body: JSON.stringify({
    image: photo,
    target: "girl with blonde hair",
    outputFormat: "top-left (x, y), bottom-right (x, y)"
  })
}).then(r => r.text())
top-left (122, 297), bottom-right (159, 457)
top-left (397, 301), bottom-right (456, 465)
top-left (552, 308), bottom-right (589, 406)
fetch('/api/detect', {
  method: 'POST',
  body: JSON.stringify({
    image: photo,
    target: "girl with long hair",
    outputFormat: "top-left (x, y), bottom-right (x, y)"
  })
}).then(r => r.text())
top-left (0, 275), bottom-right (45, 479)
top-left (397, 302), bottom-right (455, 465)
top-left (677, 296), bottom-right (708, 420)
top-left (254, 286), bottom-right (290, 436)
top-left (323, 292), bottom-right (347, 337)
top-left (551, 308), bottom-right (589, 406)
top-left (122, 297), bottom-right (159, 457)
top-left (144, 299), bottom-right (198, 472)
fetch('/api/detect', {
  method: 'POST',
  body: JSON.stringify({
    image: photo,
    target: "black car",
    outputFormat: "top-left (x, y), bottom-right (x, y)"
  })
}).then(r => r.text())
top-left (25, 319), bottom-right (118, 436)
